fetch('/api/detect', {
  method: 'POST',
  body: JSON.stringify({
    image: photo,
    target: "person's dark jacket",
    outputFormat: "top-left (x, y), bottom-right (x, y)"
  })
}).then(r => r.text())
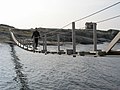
top-left (32, 30), bottom-right (40, 38)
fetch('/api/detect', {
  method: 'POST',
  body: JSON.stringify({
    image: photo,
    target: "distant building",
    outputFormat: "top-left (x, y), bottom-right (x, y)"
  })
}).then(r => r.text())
top-left (85, 22), bottom-right (94, 29)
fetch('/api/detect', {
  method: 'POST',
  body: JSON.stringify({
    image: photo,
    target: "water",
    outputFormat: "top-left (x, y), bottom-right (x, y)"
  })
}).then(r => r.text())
top-left (0, 43), bottom-right (120, 90)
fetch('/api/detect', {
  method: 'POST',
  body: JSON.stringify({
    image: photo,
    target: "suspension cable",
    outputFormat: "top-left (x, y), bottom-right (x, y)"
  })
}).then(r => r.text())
top-left (45, 2), bottom-right (120, 35)
top-left (74, 2), bottom-right (120, 22)
top-left (97, 14), bottom-right (120, 23)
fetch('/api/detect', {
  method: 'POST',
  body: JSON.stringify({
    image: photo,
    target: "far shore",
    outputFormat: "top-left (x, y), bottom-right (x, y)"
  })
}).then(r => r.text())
top-left (0, 24), bottom-right (120, 45)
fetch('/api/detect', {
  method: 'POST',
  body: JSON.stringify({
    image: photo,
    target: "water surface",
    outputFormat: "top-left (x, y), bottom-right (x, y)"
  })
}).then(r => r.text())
top-left (0, 43), bottom-right (120, 90)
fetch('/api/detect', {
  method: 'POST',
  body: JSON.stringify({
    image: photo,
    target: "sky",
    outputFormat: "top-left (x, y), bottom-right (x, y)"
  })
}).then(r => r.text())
top-left (0, 0), bottom-right (120, 30)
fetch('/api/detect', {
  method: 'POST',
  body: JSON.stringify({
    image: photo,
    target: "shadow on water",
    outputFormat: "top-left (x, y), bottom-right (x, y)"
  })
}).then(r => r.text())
top-left (10, 44), bottom-right (30, 90)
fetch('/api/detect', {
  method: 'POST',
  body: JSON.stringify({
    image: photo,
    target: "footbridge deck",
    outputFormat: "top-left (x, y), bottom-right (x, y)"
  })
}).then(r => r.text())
top-left (9, 28), bottom-right (120, 57)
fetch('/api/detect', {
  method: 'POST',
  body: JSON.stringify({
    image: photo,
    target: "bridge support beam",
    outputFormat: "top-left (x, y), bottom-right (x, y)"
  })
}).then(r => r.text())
top-left (23, 39), bottom-right (25, 49)
top-left (42, 36), bottom-right (45, 51)
top-left (72, 22), bottom-right (76, 57)
top-left (57, 34), bottom-right (60, 52)
top-left (42, 34), bottom-right (47, 53)
top-left (19, 39), bottom-right (21, 47)
top-left (44, 34), bottom-right (47, 52)
top-left (29, 40), bottom-right (31, 48)
top-left (93, 23), bottom-right (97, 51)
top-left (26, 39), bottom-right (28, 49)
top-left (18, 38), bottom-right (20, 46)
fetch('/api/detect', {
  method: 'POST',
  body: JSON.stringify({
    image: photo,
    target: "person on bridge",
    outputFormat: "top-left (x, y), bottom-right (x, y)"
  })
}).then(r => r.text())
top-left (32, 28), bottom-right (40, 49)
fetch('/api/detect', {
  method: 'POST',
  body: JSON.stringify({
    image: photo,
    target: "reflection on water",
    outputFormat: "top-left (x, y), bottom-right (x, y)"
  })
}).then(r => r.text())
top-left (0, 43), bottom-right (120, 90)
top-left (0, 43), bottom-right (18, 90)
top-left (10, 44), bottom-right (30, 90)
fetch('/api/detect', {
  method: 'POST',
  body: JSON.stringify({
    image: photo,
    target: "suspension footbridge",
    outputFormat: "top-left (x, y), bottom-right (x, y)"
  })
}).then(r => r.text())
top-left (9, 2), bottom-right (120, 56)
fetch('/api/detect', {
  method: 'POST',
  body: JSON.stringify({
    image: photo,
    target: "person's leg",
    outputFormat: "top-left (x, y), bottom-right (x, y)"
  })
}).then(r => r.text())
top-left (35, 38), bottom-right (38, 48)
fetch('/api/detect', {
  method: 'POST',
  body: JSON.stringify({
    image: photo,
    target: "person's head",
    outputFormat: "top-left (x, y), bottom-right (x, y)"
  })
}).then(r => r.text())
top-left (35, 28), bottom-right (38, 31)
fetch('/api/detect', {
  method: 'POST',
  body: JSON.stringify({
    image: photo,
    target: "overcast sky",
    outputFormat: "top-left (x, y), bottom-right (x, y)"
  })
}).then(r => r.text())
top-left (0, 0), bottom-right (120, 30)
